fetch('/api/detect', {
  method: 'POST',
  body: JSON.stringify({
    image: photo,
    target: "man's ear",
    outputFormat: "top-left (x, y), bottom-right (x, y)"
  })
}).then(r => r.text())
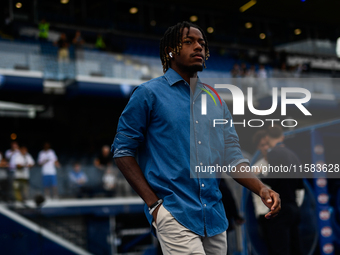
top-left (164, 47), bottom-right (174, 58)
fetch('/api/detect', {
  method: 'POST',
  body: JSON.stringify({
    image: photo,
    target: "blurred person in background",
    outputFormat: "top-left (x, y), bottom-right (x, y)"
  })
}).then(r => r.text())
top-left (5, 141), bottom-right (19, 202)
top-left (240, 62), bottom-right (248, 77)
top-left (231, 63), bottom-right (240, 78)
top-left (246, 64), bottom-right (257, 78)
top-left (11, 145), bottom-right (35, 202)
top-left (55, 33), bottom-right (69, 62)
top-left (94, 145), bottom-right (117, 196)
top-left (38, 18), bottom-right (50, 41)
top-left (262, 125), bottom-right (304, 255)
top-left (245, 64), bottom-right (257, 91)
top-left (102, 166), bottom-right (117, 197)
top-left (94, 145), bottom-right (113, 171)
top-left (69, 162), bottom-right (88, 198)
top-left (38, 142), bottom-right (60, 199)
top-left (257, 64), bottom-right (268, 94)
top-left (239, 62), bottom-right (249, 92)
top-left (279, 62), bottom-right (290, 78)
top-left (73, 30), bottom-right (85, 60)
top-left (252, 129), bottom-right (305, 249)
top-left (231, 63), bottom-right (242, 93)
top-left (258, 64), bottom-right (267, 78)
top-left (252, 130), bottom-right (270, 173)
top-left (72, 30), bottom-right (85, 49)
top-left (5, 141), bottom-right (19, 162)
top-left (112, 21), bottom-right (280, 254)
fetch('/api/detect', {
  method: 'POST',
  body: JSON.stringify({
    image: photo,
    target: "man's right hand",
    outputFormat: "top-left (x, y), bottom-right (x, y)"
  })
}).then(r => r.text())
top-left (115, 157), bottom-right (161, 224)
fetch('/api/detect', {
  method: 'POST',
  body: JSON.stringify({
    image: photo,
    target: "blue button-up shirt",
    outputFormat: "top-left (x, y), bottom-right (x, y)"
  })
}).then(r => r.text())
top-left (112, 68), bottom-right (248, 237)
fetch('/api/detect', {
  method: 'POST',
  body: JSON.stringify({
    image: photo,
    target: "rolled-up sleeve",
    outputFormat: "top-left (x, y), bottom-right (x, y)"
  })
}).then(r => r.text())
top-left (223, 103), bottom-right (249, 167)
top-left (112, 85), bottom-right (153, 158)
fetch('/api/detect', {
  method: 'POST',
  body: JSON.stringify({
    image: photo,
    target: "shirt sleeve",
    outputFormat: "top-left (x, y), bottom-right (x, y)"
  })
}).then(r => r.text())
top-left (223, 103), bottom-right (249, 167)
top-left (5, 149), bottom-right (16, 160)
top-left (112, 85), bottom-right (153, 158)
top-left (28, 154), bottom-right (35, 166)
top-left (51, 150), bottom-right (58, 161)
top-left (9, 153), bottom-right (19, 169)
top-left (37, 151), bottom-right (44, 165)
top-left (5, 150), bottom-right (11, 160)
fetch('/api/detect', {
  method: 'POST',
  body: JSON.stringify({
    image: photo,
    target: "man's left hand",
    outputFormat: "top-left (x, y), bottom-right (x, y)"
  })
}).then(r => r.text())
top-left (260, 187), bottom-right (281, 219)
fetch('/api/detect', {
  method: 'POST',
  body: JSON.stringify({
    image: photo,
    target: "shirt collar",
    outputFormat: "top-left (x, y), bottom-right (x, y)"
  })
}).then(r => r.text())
top-left (164, 68), bottom-right (204, 89)
top-left (164, 68), bottom-right (185, 86)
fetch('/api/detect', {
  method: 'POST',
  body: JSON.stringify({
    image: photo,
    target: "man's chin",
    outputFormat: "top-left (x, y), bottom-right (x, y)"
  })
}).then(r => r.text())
top-left (187, 64), bottom-right (204, 73)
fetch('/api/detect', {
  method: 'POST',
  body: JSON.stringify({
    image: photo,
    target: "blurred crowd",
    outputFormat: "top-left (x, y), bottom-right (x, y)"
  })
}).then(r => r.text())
top-left (0, 141), bottom-right (129, 203)
top-left (38, 18), bottom-right (107, 63)
top-left (230, 62), bottom-right (312, 79)
top-left (231, 63), bottom-right (268, 78)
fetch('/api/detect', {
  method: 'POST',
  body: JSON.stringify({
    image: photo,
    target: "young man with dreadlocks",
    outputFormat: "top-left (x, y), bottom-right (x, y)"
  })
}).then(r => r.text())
top-left (112, 21), bottom-right (280, 254)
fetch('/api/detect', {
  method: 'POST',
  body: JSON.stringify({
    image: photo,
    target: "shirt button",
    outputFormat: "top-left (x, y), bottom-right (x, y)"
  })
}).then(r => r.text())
top-left (204, 204), bottom-right (207, 207)
top-left (200, 162), bottom-right (203, 166)
top-left (198, 141), bottom-right (201, 144)
top-left (196, 121), bottom-right (198, 124)
top-left (193, 102), bottom-right (195, 104)
top-left (202, 183), bottom-right (205, 187)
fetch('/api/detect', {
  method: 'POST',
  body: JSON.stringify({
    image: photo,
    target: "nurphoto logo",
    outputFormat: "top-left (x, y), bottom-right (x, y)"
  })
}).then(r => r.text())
top-left (200, 83), bottom-right (312, 128)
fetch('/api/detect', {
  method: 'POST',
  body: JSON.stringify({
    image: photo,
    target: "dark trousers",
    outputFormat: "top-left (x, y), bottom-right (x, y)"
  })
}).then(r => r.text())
top-left (257, 215), bottom-right (269, 242)
top-left (219, 179), bottom-right (239, 220)
top-left (0, 179), bottom-right (9, 201)
top-left (266, 203), bottom-right (303, 255)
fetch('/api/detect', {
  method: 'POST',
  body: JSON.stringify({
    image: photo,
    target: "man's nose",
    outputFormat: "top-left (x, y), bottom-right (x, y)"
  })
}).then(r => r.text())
top-left (194, 41), bottom-right (203, 51)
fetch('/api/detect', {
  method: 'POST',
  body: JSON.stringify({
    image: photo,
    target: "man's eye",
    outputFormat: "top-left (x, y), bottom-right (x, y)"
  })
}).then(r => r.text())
top-left (200, 43), bottom-right (206, 47)
top-left (184, 41), bottom-right (191, 44)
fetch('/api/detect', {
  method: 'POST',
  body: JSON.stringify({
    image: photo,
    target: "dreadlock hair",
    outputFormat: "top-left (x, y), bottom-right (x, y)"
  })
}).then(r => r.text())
top-left (160, 21), bottom-right (210, 73)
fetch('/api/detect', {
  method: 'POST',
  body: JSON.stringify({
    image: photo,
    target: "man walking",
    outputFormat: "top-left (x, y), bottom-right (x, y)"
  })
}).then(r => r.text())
top-left (112, 21), bottom-right (280, 254)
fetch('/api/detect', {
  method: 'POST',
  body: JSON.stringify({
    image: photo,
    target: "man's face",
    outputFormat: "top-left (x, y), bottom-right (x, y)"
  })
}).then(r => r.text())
top-left (43, 143), bottom-right (50, 150)
top-left (74, 164), bottom-right (81, 172)
top-left (11, 142), bottom-right (19, 150)
top-left (171, 27), bottom-right (206, 73)
top-left (20, 147), bottom-right (28, 155)
top-left (267, 136), bottom-right (284, 148)
top-left (257, 136), bottom-right (269, 156)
